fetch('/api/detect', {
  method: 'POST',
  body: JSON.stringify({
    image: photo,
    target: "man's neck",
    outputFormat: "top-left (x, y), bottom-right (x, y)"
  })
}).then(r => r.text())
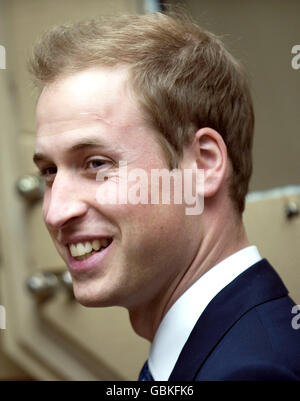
top-left (128, 211), bottom-right (249, 342)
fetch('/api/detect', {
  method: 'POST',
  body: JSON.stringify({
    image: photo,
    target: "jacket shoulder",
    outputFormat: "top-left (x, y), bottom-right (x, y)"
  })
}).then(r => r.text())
top-left (196, 296), bottom-right (300, 381)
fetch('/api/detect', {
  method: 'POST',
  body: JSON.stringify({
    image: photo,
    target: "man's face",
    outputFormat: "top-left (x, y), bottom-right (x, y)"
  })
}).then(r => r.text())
top-left (35, 67), bottom-right (199, 310)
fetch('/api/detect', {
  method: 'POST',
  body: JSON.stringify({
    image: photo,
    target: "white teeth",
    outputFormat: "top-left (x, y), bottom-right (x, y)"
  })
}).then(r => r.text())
top-left (76, 243), bottom-right (86, 256)
top-left (69, 238), bottom-right (110, 257)
top-left (85, 241), bottom-right (93, 253)
top-left (70, 244), bottom-right (78, 257)
top-left (92, 239), bottom-right (101, 251)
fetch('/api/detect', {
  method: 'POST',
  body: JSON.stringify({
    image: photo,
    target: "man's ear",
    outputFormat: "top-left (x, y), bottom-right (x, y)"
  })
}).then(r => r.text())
top-left (192, 127), bottom-right (228, 198)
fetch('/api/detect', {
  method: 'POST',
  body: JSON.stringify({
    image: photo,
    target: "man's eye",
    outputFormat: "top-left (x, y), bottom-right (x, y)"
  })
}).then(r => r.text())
top-left (86, 159), bottom-right (111, 169)
top-left (39, 166), bottom-right (57, 178)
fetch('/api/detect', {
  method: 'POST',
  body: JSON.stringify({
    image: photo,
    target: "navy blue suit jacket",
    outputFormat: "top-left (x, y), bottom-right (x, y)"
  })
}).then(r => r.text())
top-left (169, 259), bottom-right (300, 381)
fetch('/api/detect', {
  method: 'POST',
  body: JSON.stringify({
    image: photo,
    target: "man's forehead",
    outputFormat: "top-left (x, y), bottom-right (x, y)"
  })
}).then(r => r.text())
top-left (36, 113), bottom-right (141, 138)
top-left (34, 115), bottom-right (144, 160)
top-left (33, 128), bottom-right (128, 164)
top-left (36, 66), bottom-right (144, 131)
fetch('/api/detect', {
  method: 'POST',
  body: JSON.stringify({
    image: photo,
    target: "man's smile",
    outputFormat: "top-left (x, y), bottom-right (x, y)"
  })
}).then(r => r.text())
top-left (65, 235), bottom-right (114, 275)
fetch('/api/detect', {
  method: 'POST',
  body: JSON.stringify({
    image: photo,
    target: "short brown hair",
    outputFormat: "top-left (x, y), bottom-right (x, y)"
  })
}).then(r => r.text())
top-left (29, 12), bottom-right (254, 213)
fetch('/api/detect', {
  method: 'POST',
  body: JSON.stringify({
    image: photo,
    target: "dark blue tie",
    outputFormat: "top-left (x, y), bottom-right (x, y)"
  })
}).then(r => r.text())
top-left (138, 360), bottom-right (154, 381)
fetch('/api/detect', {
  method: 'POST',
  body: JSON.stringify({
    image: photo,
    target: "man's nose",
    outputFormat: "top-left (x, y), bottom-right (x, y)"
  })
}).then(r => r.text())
top-left (44, 172), bottom-right (88, 229)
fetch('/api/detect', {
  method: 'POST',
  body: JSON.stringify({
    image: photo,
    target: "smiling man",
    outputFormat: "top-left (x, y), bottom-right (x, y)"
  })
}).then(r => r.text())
top-left (30, 13), bottom-right (300, 381)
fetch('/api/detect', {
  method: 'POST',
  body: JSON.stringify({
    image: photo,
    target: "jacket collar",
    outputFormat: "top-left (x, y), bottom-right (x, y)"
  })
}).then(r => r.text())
top-left (168, 259), bottom-right (288, 381)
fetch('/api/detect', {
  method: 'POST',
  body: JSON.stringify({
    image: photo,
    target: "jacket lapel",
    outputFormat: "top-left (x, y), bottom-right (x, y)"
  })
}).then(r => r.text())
top-left (168, 259), bottom-right (288, 381)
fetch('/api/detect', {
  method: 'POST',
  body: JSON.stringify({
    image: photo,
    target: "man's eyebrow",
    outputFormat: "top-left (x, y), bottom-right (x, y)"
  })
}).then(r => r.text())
top-left (33, 152), bottom-right (49, 165)
top-left (69, 139), bottom-right (106, 152)
top-left (33, 139), bottom-right (106, 165)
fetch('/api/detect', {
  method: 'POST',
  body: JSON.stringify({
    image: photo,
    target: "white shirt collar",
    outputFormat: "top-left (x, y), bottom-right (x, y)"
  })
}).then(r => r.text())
top-left (148, 245), bottom-right (262, 381)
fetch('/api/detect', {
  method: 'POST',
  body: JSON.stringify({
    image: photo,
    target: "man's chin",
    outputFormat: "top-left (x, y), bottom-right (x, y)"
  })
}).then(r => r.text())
top-left (72, 285), bottom-right (119, 308)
